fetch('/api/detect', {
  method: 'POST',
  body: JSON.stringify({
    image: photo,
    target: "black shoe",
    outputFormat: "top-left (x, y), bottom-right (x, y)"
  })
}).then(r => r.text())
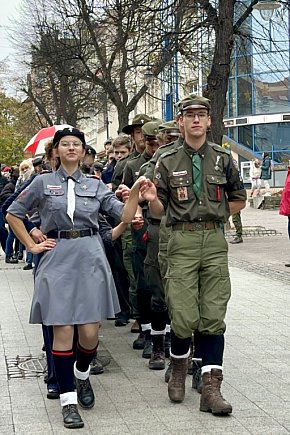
top-left (165, 332), bottom-right (171, 358)
top-left (142, 331), bottom-right (152, 359)
top-left (75, 377), bottom-right (95, 409)
top-left (114, 315), bottom-right (130, 327)
top-left (133, 332), bottom-right (146, 350)
top-left (17, 252), bottom-right (23, 260)
top-left (5, 256), bottom-right (18, 264)
top-left (23, 263), bottom-right (33, 270)
top-left (47, 385), bottom-right (60, 399)
top-left (62, 404), bottom-right (84, 429)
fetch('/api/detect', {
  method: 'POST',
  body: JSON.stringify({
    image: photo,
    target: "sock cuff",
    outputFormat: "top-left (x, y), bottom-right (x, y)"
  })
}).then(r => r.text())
top-left (141, 323), bottom-right (151, 332)
top-left (74, 361), bottom-right (90, 380)
top-left (77, 342), bottom-right (97, 355)
top-left (201, 364), bottom-right (223, 375)
top-left (170, 350), bottom-right (190, 359)
top-left (151, 328), bottom-right (166, 336)
top-left (52, 349), bottom-right (73, 357)
top-left (60, 391), bottom-right (77, 407)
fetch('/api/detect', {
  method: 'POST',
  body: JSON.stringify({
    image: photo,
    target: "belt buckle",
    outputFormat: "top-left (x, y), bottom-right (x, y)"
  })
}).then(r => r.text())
top-left (70, 230), bottom-right (80, 239)
top-left (193, 222), bottom-right (204, 231)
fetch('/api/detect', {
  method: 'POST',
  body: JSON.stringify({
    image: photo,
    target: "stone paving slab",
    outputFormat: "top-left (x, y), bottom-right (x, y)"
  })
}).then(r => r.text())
top-left (1, 203), bottom-right (290, 434)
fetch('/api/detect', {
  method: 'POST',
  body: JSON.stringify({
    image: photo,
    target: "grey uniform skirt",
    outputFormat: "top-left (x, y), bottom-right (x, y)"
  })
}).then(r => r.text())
top-left (30, 235), bottom-right (120, 325)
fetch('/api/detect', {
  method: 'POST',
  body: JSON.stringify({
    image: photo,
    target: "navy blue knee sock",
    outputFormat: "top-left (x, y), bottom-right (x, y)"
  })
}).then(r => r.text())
top-left (76, 342), bottom-right (97, 373)
top-left (52, 349), bottom-right (74, 394)
top-left (170, 329), bottom-right (192, 356)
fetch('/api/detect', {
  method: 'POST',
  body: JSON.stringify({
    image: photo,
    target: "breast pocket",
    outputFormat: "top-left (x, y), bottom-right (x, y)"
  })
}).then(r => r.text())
top-left (44, 188), bottom-right (65, 210)
top-left (169, 175), bottom-right (193, 202)
top-left (206, 175), bottom-right (226, 202)
top-left (75, 190), bottom-right (97, 213)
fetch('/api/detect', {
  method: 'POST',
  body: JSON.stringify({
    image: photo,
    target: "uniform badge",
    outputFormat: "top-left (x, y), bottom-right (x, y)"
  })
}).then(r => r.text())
top-left (173, 170), bottom-right (187, 177)
top-left (81, 184), bottom-right (88, 190)
top-left (177, 186), bottom-right (188, 201)
top-left (47, 185), bottom-right (62, 189)
top-left (215, 156), bottom-right (221, 171)
top-left (155, 172), bottom-right (161, 180)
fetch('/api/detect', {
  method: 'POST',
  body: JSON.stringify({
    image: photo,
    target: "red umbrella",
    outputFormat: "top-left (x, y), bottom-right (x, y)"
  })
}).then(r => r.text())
top-left (24, 124), bottom-right (73, 155)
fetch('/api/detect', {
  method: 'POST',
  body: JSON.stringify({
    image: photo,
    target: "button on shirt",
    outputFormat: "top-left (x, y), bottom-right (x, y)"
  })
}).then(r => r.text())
top-left (153, 141), bottom-right (246, 226)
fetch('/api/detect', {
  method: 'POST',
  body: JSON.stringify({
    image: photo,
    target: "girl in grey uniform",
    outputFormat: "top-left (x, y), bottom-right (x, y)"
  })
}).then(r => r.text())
top-left (6, 127), bottom-right (145, 429)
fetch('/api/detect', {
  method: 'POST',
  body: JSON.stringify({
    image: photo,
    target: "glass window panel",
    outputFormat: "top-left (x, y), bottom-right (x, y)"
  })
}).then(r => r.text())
top-left (237, 77), bottom-right (252, 116)
top-left (238, 125), bottom-right (253, 150)
top-left (253, 72), bottom-right (290, 114)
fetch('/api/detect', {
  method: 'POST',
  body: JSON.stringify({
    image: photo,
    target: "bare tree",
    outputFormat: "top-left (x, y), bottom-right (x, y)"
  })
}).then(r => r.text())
top-left (11, 0), bottom-right (289, 143)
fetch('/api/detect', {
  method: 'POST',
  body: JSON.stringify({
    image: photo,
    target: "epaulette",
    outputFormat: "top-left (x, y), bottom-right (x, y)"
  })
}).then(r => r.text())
top-left (159, 140), bottom-right (175, 150)
top-left (127, 155), bottom-right (141, 165)
top-left (209, 142), bottom-right (230, 155)
top-left (159, 146), bottom-right (181, 160)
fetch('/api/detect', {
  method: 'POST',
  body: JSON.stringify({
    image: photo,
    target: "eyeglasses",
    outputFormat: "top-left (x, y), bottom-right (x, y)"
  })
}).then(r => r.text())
top-left (184, 112), bottom-right (208, 120)
top-left (59, 140), bottom-right (83, 148)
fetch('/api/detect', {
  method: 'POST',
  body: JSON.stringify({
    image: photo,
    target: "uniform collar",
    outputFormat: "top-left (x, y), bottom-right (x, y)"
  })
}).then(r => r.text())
top-left (183, 140), bottom-right (208, 159)
top-left (57, 166), bottom-right (82, 183)
top-left (142, 150), bottom-right (152, 161)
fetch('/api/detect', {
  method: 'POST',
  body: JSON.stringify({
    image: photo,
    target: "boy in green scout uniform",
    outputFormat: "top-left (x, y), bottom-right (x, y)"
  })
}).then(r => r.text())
top-left (140, 95), bottom-right (246, 415)
top-left (122, 120), bottom-right (163, 357)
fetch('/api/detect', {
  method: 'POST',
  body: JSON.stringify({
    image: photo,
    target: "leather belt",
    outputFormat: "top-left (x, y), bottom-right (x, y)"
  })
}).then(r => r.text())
top-left (172, 222), bottom-right (220, 231)
top-left (46, 228), bottom-right (98, 239)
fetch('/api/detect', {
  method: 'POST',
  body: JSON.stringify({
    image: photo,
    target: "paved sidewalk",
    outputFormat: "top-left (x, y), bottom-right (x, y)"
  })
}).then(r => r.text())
top-left (1, 204), bottom-right (290, 434)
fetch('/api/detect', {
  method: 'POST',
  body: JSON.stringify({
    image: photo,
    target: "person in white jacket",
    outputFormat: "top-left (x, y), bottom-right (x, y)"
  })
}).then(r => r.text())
top-left (249, 159), bottom-right (261, 197)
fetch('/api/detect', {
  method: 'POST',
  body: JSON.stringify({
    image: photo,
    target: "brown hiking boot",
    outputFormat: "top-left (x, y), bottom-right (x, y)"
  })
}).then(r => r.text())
top-left (168, 357), bottom-right (188, 403)
top-left (200, 369), bottom-right (232, 415)
top-left (149, 335), bottom-right (165, 370)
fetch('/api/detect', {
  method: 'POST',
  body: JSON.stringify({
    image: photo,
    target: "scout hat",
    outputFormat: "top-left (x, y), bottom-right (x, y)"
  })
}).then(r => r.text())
top-left (93, 162), bottom-right (104, 171)
top-left (104, 137), bottom-right (113, 146)
top-left (180, 95), bottom-right (211, 113)
top-left (122, 114), bottom-right (151, 134)
top-left (53, 127), bottom-right (86, 148)
top-left (159, 120), bottom-right (180, 135)
top-left (175, 93), bottom-right (200, 115)
top-left (142, 120), bottom-right (163, 138)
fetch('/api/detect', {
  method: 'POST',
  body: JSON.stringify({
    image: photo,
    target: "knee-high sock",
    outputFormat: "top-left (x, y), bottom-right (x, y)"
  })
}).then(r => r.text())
top-left (52, 349), bottom-right (74, 394)
top-left (76, 342), bottom-right (97, 373)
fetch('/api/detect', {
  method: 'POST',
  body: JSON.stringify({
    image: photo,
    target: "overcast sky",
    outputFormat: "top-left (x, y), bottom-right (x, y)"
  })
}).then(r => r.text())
top-left (0, 0), bottom-right (21, 62)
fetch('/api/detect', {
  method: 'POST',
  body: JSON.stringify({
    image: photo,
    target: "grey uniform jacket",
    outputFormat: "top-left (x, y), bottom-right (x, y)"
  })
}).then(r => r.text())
top-left (7, 167), bottom-right (123, 326)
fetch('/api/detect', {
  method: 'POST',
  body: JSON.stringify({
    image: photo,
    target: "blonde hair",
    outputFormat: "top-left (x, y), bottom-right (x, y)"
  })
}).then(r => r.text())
top-left (19, 159), bottom-right (33, 176)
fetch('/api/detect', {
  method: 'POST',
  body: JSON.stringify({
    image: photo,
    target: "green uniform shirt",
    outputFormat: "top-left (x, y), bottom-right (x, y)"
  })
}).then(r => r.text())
top-left (122, 151), bottom-right (152, 188)
top-left (143, 136), bottom-right (183, 181)
top-left (111, 150), bottom-right (139, 190)
top-left (154, 140), bottom-right (246, 226)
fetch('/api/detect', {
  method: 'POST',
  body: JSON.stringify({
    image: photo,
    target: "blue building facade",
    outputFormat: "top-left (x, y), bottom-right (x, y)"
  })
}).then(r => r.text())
top-left (225, 3), bottom-right (290, 163)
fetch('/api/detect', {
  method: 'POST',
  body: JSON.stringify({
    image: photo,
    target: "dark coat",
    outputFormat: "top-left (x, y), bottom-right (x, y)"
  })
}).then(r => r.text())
top-left (260, 156), bottom-right (272, 180)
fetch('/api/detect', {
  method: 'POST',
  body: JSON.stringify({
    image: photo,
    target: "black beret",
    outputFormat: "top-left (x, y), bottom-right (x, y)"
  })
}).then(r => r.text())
top-left (53, 127), bottom-right (86, 147)
top-left (32, 156), bottom-right (44, 167)
top-left (85, 145), bottom-right (96, 156)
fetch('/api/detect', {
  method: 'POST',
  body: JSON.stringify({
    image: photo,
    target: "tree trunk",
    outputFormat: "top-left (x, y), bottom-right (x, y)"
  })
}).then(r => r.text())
top-left (116, 105), bottom-right (131, 133)
top-left (206, 0), bottom-right (234, 145)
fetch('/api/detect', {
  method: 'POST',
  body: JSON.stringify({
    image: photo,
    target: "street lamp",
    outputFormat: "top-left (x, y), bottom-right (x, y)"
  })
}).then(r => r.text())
top-left (253, 1), bottom-right (281, 20)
